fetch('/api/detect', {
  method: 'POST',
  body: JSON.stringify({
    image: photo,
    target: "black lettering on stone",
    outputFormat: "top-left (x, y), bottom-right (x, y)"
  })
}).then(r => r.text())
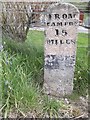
top-left (55, 40), bottom-right (58, 45)
top-left (73, 14), bottom-right (76, 18)
top-left (51, 22), bottom-right (56, 26)
top-left (47, 40), bottom-right (49, 44)
top-left (74, 21), bottom-right (78, 26)
top-left (71, 55), bottom-right (75, 58)
top-left (47, 22), bottom-right (50, 26)
top-left (62, 30), bottom-right (68, 36)
top-left (46, 39), bottom-right (59, 45)
top-left (55, 14), bottom-right (60, 19)
top-left (68, 14), bottom-right (73, 19)
top-left (49, 14), bottom-right (51, 20)
top-left (65, 22), bottom-right (68, 26)
top-left (47, 40), bottom-right (50, 44)
top-left (66, 40), bottom-right (70, 44)
top-left (47, 39), bottom-right (55, 45)
top-left (65, 55), bottom-right (75, 67)
top-left (71, 40), bottom-right (75, 44)
top-left (45, 55), bottom-right (59, 69)
top-left (65, 55), bottom-right (70, 60)
top-left (71, 55), bottom-right (75, 61)
top-left (62, 14), bottom-right (67, 19)
top-left (51, 40), bottom-right (54, 44)
top-left (60, 40), bottom-right (64, 44)
top-left (69, 22), bottom-right (73, 25)
top-left (51, 55), bottom-right (56, 59)
top-left (57, 22), bottom-right (62, 26)
top-left (55, 29), bottom-right (59, 36)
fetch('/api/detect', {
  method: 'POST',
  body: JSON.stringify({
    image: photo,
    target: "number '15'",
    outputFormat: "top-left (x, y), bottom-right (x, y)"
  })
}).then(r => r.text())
top-left (55, 29), bottom-right (67, 36)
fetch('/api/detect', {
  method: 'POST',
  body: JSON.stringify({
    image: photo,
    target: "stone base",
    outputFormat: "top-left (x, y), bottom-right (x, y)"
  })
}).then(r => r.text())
top-left (43, 82), bottom-right (73, 97)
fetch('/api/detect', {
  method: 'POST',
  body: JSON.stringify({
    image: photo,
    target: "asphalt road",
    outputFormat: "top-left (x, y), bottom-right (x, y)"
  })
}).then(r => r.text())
top-left (78, 26), bottom-right (88, 34)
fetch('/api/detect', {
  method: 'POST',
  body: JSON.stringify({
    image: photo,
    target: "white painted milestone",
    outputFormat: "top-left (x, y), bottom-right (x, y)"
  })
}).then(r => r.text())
top-left (44, 3), bottom-right (79, 96)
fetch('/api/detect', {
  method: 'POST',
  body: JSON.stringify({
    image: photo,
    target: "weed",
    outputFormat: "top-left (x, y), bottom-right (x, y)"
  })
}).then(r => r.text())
top-left (1, 32), bottom-right (88, 117)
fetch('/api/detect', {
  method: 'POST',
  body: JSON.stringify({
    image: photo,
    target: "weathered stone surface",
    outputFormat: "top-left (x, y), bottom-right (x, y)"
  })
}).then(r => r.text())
top-left (44, 3), bottom-right (79, 96)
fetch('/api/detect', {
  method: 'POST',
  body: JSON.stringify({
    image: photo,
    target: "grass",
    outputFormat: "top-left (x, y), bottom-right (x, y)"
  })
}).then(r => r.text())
top-left (0, 52), bottom-right (2, 114)
top-left (0, 31), bottom-right (88, 118)
top-left (26, 30), bottom-right (44, 47)
top-left (73, 33), bottom-right (88, 96)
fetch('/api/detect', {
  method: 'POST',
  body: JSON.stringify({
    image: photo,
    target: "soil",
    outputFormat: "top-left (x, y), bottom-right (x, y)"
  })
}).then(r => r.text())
top-left (6, 95), bottom-right (89, 119)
